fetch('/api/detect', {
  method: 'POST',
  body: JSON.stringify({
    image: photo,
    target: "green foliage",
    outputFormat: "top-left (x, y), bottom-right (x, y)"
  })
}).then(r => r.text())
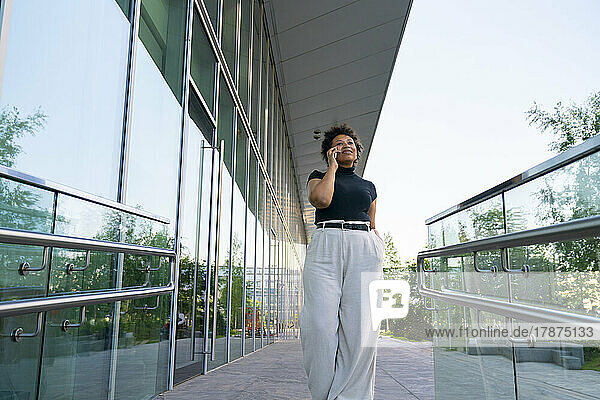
top-left (382, 234), bottom-right (433, 340)
top-left (382, 232), bottom-right (400, 268)
top-left (0, 107), bottom-right (50, 233)
top-left (526, 90), bottom-right (600, 153)
top-left (0, 106), bottom-right (47, 168)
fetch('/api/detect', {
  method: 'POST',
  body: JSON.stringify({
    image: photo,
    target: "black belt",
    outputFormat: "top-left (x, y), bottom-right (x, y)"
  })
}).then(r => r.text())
top-left (316, 222), bottom-right (371, 231)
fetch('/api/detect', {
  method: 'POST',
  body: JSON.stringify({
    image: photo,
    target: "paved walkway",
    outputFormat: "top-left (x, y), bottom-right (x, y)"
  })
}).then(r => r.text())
top-left (160, 336), bottom-right (433, 400)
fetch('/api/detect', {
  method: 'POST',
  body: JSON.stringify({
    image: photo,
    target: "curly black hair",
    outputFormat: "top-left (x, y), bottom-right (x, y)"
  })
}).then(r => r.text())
top-left (320, 124), bottom-right (363, 166)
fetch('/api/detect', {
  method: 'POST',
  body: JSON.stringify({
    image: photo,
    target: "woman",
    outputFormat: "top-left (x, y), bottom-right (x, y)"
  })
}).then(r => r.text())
top-left (300, 124), bottom-right (385, 400)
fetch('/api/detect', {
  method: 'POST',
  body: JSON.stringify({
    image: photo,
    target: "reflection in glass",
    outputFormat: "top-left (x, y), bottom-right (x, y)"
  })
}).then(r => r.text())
top-left (507, 239), bottom-right (600, 316)
top-left (0, 179), bottom-right (54, 304)
top-left (432, 302), bottom-right (515, 399)
top-left (0, 312), bottom-right (42, 398)
top-left (505, 151), bottom-right (600, 232)
top-left (138, 0), bottom-right (186, 102)
top-left (115, 295), bottom-right (171, 399)
top-left (427, 195), bottom-right (505, 249)
top-left (191, 11), bottom-right (217, 113)
top-left (48, 246), bottom-right (116, 295)
top-left (256, 172), bottom-right (265, 348)
top-left (115, 0), bottom-right (131, 18)
top-left (204, 0), bottom-right (220, 34)
top-left (221, 0), bottom-right (237, 76)
top-left (0, 1), bottom-right (129, 199)
top-left (260, 30), bottom-right (269, 158)
top-left (245, 153), bottom-right (257, 353)
top-left (38, 304), bottom-right (113, 399)
top-left (230, 118), bottom-right (248, 360)
top-left (207, 78), bottom-right (235, 370)
top-left (269, 214), bottom-right (277, 341)
top-left (174, 95), bottom-right (213, 380)
top-left (125, 39), bottom-right (181, 240)
top-left (239, 0), bottom-right (252, 112)
top-left (0, 178), bottom-right (54, 233)
top-left (250, 1), bottom-right (261, 139)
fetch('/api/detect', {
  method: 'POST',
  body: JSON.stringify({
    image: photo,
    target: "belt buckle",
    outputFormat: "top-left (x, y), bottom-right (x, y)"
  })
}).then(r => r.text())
top-left (340, 221), bottom-right (348, 231)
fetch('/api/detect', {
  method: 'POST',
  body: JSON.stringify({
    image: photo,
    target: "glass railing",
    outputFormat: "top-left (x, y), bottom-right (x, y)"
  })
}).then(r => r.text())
top-left (418, 135), bottom-right (600, 399)
top-left (0, 166), bottom-right (175, 400)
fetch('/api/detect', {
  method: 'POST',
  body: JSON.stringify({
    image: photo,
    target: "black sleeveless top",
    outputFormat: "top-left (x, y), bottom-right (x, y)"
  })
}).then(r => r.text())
top-left (307, 165), bottom-right (377, 225)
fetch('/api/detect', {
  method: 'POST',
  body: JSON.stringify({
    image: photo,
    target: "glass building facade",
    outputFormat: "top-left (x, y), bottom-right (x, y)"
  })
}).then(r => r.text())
top-left (0, 0), bottom-right (306, 397)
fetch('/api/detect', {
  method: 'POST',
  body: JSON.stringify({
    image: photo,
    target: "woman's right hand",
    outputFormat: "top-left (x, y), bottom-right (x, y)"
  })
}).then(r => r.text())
top-left (327, 146), bottom-right (339, 170)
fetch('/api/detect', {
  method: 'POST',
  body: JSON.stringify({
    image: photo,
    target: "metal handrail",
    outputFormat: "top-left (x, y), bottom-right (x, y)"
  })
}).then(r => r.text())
top-left (0, 227), bottom-right (175, 257)
top-left (425, 135), bottom-right (600, 225)
top-left (419, 214), bottom-right (600, 259)
top-left (0, 281), bottom-right (174, 318)
top-left (0, 164), bottom-right (170, 224)
top-left (417, 215), bottom-right (600, 324)
top-left (0, 228), bottom-right (176, 318)
top-left (417, 281), bottom-right (600, 324)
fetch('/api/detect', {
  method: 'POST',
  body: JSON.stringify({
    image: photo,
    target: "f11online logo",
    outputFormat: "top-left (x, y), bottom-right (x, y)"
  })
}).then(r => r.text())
top-left (368, 280), bottom-right (410, 331)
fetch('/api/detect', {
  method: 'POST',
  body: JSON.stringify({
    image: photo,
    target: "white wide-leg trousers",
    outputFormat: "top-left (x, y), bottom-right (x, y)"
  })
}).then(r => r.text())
top-left (300, 220), bottom-right (385, 400)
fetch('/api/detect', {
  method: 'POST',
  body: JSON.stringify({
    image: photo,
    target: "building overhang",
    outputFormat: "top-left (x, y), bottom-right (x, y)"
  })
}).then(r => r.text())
top-left (265, 0), bottom-right (413, 239)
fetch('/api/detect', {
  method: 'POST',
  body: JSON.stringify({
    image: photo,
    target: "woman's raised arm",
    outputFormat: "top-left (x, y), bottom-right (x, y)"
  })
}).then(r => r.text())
top-left (308, 147), bottom-right (339, 208)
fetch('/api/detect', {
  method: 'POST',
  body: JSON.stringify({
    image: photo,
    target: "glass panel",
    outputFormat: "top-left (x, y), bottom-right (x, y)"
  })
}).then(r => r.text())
top-left (239, 0), bottom-right (252, 112)
top-left (264, 195), bottom-right (271, 344)
top-left (0, 312), bottom-right (42, 398)
top-left (51, 196), bottom-right (121, 294)
top-left (203, 0), bottom-right (219, 34)
top-left (138, 0), bottom-right (186, 103)
top-left (508, 238), bottom-right (600, 314)
top-left (221, 0), bottom-right (237, 76)
top-left (0, 179), bottom-right (54, 233)
top-left (55, 196), bottom-right (119, 242)
top-left (126, 0), bottom-right (185, 240)
top-left (260, 29), bottom-right (268, 158)
top-left (0, 180), bottom-right (53, 306)
top-left (250, 1), bottom-right (261, 139)
top-left (267, 98), bottom-right (275, 178)
top-left (505, 151), bottom-right (600, 232)
top-left (275, 107), bottom-right (282, 188)
top-left (256, 172), bottom-right (265, 348)
top-left (432, 302), bottom-right (516, 399)
top-left (191, 11), bottom-right (217, 113)
top-left (245, 153), bottom-right (257, 353)
top-left (38, 304), bottom-right (113, 399)
top-left (174, 92), bottom-right (213, 381)
top-left (0, 1), bottom-right (129, 199)
top-left (278, 123), bottom-right (283, 202)
top-left (48, 247), bottom-right (117, 295)
top-left (428, 221), bottom-right (444, 248)
top-left (207, 78), bottom-right (235, 370)
top-left (230, 117), bottom-right (248, 361)
top-left (268, 213), bottom-right (277, 341)
top-left (431, 195), bottom-right (505, 248)
top-left (114, 295), bottom-right (171, 399)
top-left (115, 0), bottom-right (131, 18)
top-left (514, 317), bottom-right (600, 398)
top-left (275, 214), bottom-right (280, 341)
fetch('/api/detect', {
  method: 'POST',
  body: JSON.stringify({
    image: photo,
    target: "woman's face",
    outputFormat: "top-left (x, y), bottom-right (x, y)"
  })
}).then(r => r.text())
top-left (331, 134), bottom-right (357, 164)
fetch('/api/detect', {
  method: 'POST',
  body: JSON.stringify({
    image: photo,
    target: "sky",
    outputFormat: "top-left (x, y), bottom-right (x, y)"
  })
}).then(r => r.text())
top-left (364, 0), bottom-right (600, 262)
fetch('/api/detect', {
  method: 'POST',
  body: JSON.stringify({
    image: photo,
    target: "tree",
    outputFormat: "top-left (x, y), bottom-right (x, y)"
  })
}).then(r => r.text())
top-left (521, 91), bottom-right (600, 312)
top-left (381, 232), bottom-right (432, 340)
top-left (526, 90), bottom-right (600, 153)
top-left (0, 107), bottom-right (49, 233)
top-left (382, 232), bottom-right (400, 268)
